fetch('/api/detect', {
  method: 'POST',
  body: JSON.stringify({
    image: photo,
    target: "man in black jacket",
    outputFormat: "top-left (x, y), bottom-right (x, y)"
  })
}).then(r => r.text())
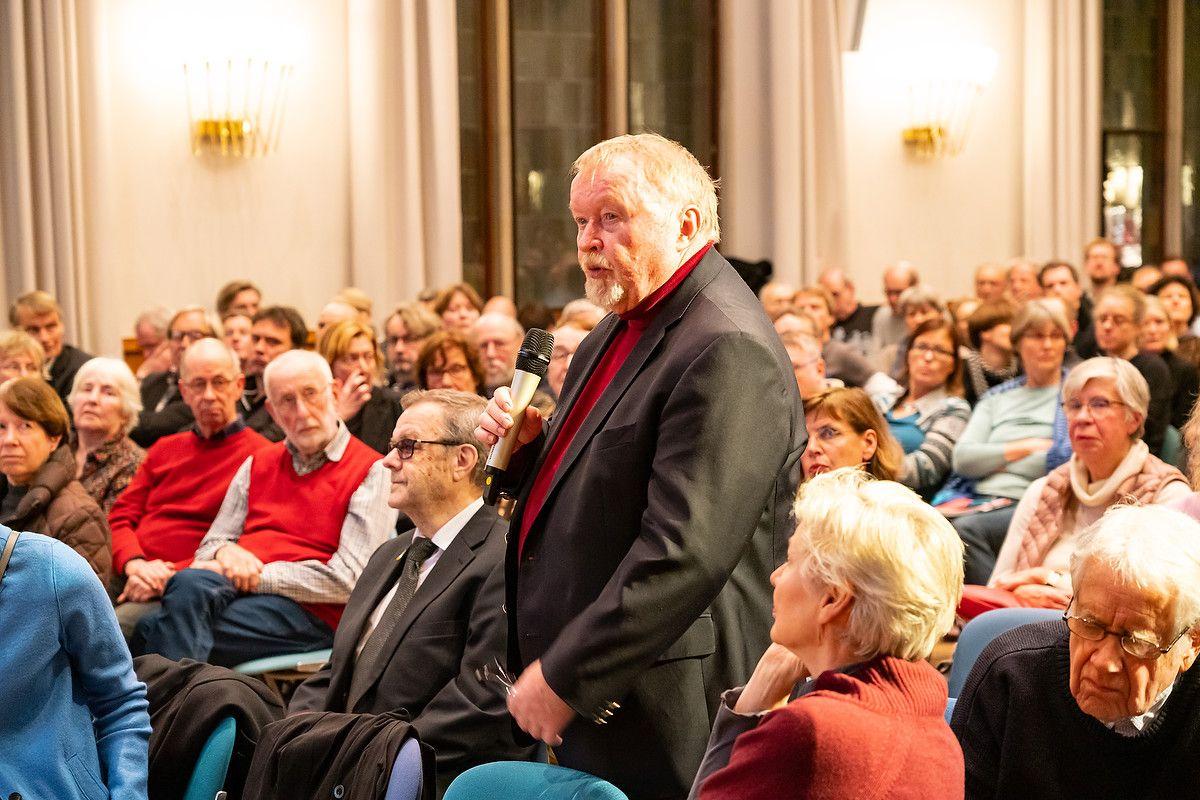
top-left (9, 290), bottom-right (91, 407)
top-left (290, 389), bottom-right (531, 792)
top-left (130, 305), bottom-right (218, 447)
top-left (477, 133), bottom-right (805, 799)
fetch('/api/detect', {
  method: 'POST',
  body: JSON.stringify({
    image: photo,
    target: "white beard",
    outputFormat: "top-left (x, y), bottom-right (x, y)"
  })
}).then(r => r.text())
top-left (584, 274), bottom-right (626, 311)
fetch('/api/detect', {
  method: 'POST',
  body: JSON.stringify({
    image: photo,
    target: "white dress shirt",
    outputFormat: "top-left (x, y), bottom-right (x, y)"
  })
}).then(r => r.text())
top-left (354, 497), bottom-right (484, 657)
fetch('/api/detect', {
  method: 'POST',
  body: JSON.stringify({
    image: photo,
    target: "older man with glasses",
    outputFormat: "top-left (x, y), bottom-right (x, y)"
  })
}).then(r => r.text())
top-left (131, 349), bottom-right (396, 665)
top-left (289, 389), bottom-right (532, 794)
top-left (110, 338), bottom-right (274, 637)
top-left (130, 305), bottom-right (222, 447)
top-left (953, 504), bottom-right (1200, 798)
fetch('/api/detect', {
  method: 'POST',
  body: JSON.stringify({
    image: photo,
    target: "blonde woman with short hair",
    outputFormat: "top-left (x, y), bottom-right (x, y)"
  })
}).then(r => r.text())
top-left (692, 469), bottom-right (964, 799)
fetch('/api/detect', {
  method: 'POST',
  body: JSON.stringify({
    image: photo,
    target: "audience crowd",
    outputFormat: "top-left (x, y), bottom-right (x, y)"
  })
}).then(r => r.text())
top-left (8, 143), bottom-right (1200, 800)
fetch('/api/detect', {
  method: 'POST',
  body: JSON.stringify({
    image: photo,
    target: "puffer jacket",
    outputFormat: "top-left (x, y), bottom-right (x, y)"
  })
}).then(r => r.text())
top-left (0, 444), bottom-right (111, 583)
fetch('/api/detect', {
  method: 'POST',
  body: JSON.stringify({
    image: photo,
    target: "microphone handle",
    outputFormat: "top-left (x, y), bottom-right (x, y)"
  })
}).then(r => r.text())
top-left (483, 369), bottom-right (542, 505)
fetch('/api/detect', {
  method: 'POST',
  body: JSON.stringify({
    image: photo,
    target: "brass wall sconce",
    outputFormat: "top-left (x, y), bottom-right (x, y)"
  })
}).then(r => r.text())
top-left (184, 59), bottom-right (293, 158)
top-left (900, 46), bottom-right (997, 159)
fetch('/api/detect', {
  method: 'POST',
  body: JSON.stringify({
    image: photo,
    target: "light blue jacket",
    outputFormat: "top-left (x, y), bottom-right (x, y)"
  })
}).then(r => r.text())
top-left (0, 527), bottom-right (151, 799)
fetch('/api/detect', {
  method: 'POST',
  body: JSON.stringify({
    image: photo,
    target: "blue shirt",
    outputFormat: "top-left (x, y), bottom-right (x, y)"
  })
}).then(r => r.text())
top-left (887, 409), bottom-right (926, 454)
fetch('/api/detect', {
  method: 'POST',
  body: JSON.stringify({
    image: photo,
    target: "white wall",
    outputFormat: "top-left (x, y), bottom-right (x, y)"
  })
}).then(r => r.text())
top-left (80, 0), bottom-right (351, 355)
top-left (841, 0), bottom-right (1025, 304)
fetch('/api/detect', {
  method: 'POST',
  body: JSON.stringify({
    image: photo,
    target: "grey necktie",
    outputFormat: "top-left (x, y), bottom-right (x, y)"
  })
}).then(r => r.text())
top-left (347, 536), bottom-right (440, 706)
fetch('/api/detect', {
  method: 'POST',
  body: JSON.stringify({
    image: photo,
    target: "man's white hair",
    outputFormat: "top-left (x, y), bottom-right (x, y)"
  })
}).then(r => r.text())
top-left (790, 468), bottom-right (964, 661)
top-left (1071, 505), bottom-right (1200, 629)
top-left (263, 349), bottom-right (332, 399)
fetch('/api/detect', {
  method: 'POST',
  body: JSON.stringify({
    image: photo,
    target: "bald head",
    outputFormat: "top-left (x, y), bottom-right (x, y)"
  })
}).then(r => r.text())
top-left (180, 337), bottom-right (240, 379)
top-left (759, 281), bottom-right (797, 321)
top-left (179, 337), bottom-right (244, 437)
top-left (317, 301), bottom-right (358, 337)
top-left (473, 313), bottom-right (525, 389)
top-left (974, 263), bottom-right (1009, 303)
top-left (882, 262), bottom-right (920, 313)
top-left (818, 268), bottom-right (858, 321)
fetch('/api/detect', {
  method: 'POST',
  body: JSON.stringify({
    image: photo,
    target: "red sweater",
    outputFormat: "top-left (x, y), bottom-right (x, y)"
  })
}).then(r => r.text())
top-left (240, 437), bottom-right (380, 629)
top-left (698, 656), bottom-right (963, 800)
top-left (109, 426), bottom-right (272, 574)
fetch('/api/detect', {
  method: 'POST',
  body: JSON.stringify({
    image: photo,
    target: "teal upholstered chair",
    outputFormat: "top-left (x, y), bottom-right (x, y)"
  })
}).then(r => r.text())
top-left (183, 716), bottom-right (236, 800)
top-left (234, 649), bottom-right (332, 699)
top-left (948, 608), bottom-right (1063, 697)
top-left (444, 761), bottom-right (629, 800)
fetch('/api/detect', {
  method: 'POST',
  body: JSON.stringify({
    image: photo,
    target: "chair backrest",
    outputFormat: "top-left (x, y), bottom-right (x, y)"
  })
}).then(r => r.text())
top-left (384, 737), bottom-right (424, 800)
top-left (944, 696), bottom-right (957, 725)
top-left (233, 649), bottom-right (332, 676)
top-left (183, 716), bottom-right (237, 800)
top-left (444, 761), bottom-right (629, 800)
top-left (1163, 425), bottom-right (1185, 470)
top-left (947, 607), bottom-right (1063, 697)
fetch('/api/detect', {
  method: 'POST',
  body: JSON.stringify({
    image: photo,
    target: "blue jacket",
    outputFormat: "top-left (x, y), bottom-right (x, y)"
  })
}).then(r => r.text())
top-left (0, 527), bottom-right (151, 799)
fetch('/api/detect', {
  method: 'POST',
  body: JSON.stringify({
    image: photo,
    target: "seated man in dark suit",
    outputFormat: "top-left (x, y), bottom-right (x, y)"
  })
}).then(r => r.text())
top-left (9, 289), bottom-right (92, 406)
top-left (289, 388), bottom-right (531, 793)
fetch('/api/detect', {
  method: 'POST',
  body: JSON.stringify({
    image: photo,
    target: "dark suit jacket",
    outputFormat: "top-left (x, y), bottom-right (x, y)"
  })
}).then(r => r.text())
top-left (242, 392), bottom-right (285, 442)
top-left (131, 370), bottom-right (195, 448)
top-left (48, 342), bottom-right (92, 407)
top-left (500, 247), bottom-right (805, 798)
top-left (289, 504), bottom-right (531, 790)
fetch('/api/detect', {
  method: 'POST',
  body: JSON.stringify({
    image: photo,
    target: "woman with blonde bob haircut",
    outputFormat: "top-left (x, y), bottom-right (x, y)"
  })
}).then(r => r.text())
top-left (801, 387), bottom-right (903, 481)
top-left (0, 330), bottom-right (45, 381)
top-left (693, 469), bottom-right (965, 799)
top-left (316, 319), bottom-right (401, 455)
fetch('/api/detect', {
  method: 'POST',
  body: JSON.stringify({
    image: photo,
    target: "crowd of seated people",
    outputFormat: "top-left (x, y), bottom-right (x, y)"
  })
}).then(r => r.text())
top-left (8, 234), bottom-right (1200, 798)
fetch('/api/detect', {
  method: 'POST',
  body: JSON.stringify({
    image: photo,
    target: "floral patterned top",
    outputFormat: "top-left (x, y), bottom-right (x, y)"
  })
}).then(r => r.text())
top-left (77, 435), bottom-right (145, 515)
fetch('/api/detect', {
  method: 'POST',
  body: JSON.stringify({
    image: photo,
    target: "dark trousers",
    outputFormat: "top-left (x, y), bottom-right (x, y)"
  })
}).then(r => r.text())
top-left (953, 503), bottom-right (1018, 585)
top-left (131, 568), bottom-right (334, 667)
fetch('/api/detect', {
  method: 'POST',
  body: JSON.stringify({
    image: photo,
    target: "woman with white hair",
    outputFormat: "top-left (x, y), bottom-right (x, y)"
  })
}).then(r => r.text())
top-left (691, 469), bottom-right (965, 799)
top-left (70, 358), bottom-right (146, 515)
top-left (954, 504), bottom-right (1200, 797)
top-left (987, 358), bottom-right (1189, 608)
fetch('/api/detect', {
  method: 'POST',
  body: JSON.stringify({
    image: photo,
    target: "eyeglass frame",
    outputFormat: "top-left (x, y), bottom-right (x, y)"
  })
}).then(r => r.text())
top-left (388, 437), bottom-right (460, 460)
top-left (1061, 397), bottom-right (1127, 418)
top-left (1062, 600), bottom-right (1194, 660)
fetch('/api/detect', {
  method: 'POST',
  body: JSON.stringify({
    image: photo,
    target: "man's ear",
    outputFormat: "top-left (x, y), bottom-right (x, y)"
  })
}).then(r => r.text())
top-left (265, 399), bottom-right (281, 426)
top-left (458, 443), bottom-right (480, 480)
top-left (678, 206), bottom-right (701, 246)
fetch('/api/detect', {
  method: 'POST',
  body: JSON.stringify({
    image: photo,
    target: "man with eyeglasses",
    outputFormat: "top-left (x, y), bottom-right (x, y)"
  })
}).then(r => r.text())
top-left (384, 302), bottom-right (441, 393)
top-left (132, 349), bottom-right (395, 665)
top-left (1091, 284), bottom-right (1171, 457)
top-left (131, 305), bottom-right (219, 447)
top-left (952, 504), bottom-right (1200, 797)
top-left (289, 389), bottom-right (532, 793)
top-left (110, 338), bottom-right (273, 637)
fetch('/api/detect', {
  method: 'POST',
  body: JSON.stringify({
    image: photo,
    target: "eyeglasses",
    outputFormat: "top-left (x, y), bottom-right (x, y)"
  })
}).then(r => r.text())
top-left (169, 329), bottom-right (208, 343)
top-left (389, 438), bottom-right (459, 460)
top-left (1063, 602), bottom-right (1192, 660)
top-left (182, 375), bottom-right (235, 394)
top-left (426, 363), bottom-right (470, 379)
top-left (1062, 397), bottom-right (1126, 418)
top-left (910, 342), bottom-right (955, 359)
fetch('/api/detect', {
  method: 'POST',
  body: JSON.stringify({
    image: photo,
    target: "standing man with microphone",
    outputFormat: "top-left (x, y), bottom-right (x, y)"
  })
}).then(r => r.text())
top-left (476, 133), bottom-right (805, 799)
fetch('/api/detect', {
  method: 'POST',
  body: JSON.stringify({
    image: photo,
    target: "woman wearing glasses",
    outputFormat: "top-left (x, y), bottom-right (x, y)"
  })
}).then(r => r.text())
top-left (415, 331), bottom-right (487, 397)
top-left (953, 504), bottom-right (1200, 798)
top-left (801, 387), bottom-right (903, 482)
top-left (988, 358), bottom-right (1189, 608)
top-left (874, 319), bottom-right (971, 499)
top-left (943, 300), bottom-right (1073, 586)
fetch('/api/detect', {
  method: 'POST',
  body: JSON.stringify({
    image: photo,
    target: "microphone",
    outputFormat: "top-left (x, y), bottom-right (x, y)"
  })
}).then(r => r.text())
top-left (483, 328), bottom-right (554, 506)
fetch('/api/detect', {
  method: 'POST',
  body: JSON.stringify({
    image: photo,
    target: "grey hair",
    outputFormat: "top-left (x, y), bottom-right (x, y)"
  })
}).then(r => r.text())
top-left (180, 337), bottom-right (241, 380)
top-left (1061, 357), bottom-right (1149, 438)
top-left (135, 306), bottom-right (172, 336)
top-left (1012, 298), bottom-right (1072, 343)
top-left (780, 331), bottom-right (822, 359)
top-left (898, 285), bottom-right (946, 316)
top-left (1095, 284), bottom-right (1148, 325)
top-left (1070, 505), bottom-right (1200, 632)
top-left (401, 389), bottom-right (488, 486)
top-left (263, 349), bottom-right (333, 399)
top-left (790, 468), bottom-right (964, 661)
top-left (70, 357), bottom-right (143, 435)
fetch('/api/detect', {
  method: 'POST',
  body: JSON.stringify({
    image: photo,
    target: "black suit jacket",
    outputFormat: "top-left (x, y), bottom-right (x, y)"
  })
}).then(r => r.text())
top-left (48, 343), bottom-right (92, 407)
top-left (131, 370), bottom-right (195, 448)
top-left (289, 504), bottom-right (532, 789)
top-left (501, 247), bottom-right (805, 798)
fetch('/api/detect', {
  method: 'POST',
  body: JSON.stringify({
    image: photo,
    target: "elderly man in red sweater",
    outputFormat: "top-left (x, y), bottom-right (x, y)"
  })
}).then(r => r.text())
top-left (111, 337), bottom-right (272, 637)
top-left (131, 349), bottom-right (396, 667)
